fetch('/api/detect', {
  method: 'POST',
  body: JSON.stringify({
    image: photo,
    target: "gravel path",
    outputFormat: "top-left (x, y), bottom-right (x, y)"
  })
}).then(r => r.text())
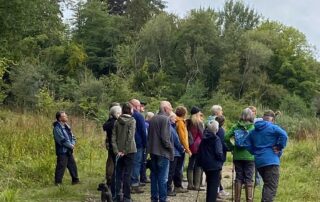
top-left (130, 165), bottom-right (234, 202)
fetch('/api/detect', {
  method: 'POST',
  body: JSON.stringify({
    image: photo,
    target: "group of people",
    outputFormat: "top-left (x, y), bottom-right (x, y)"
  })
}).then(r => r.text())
top-left (52, 100), bottom-right (288, 202)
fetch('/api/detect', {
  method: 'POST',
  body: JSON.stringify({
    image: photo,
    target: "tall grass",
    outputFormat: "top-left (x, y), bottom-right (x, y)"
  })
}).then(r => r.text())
top-left (0, 110), bottom-right (106, 199)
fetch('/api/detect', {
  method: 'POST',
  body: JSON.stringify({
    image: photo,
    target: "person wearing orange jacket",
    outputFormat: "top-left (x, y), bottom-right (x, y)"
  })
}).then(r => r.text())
top-left (174, 106), bottom-right (191, 193)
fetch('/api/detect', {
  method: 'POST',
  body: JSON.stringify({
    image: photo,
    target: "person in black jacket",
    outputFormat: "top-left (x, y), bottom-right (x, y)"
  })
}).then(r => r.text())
top-left (103, 105), bottom-right (122, 195)
top-left (198, 120), bottom-right (224, 202)
top-left (215, 115), bottom-right (229, 198)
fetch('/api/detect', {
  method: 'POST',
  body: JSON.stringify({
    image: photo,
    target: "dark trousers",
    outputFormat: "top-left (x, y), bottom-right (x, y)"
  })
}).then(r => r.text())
top-left (168, 156), bottom-right (183, 191)
top-left (258, 165), bottom-right (279, 202)
top-left (140, 148), bottom-right (147, 182)
top-left (174, 153), bottom-right (185, 188)
top-left (205, 170), bottom-right (220, 202)
top-left (114, 153), bottom-right (135, 201)
top-left (54, 154), bottom-right (79, 184)
top-left (106, 149), bottom-right (115, 185)
top-left (234, 160), bottom-right (255, 184)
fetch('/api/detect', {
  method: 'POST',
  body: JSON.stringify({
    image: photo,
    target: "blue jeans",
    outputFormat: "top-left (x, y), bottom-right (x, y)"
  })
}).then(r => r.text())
top-left (131, 148), bottom-right (144, 186)
top-left (150, 154), bottom-right (170, 202)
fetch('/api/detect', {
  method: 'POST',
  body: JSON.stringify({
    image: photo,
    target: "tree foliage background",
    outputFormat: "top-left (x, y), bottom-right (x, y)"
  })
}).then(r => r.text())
top-left (1, 0), bottom-right (319, 119)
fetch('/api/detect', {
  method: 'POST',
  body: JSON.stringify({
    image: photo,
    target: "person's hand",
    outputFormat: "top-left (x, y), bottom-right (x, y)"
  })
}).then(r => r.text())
top-left (273, 146), bottom-right (280, 154)
top-left (117, 152), bottom-right (124, 157)
top-left (71, 145), bottom-right (75, 150)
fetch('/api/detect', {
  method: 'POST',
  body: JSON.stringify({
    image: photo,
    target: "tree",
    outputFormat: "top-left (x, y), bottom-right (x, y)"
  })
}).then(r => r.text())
top-left (73, 0), bottom-right (130, 76)
top-left (126, 0), bottom-right (166, 30)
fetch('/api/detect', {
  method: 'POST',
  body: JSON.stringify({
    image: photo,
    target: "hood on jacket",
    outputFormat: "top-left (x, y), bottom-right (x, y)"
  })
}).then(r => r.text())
top-left (236, 121), bottom-right (254, 130)
top-left (203, 129), bottom-right (218, 140)
top-left (254, 120), bottom-right (270, 131)
top-left (53, 121), bottom-right (59, 127)
top-left (117, 114), bottom-right (134, 125)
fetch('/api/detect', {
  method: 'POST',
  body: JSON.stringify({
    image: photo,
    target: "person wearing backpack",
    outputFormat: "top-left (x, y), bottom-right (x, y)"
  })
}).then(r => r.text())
top-left (198, 120), bottom-right (224, 202)
top-left (225, 108), bottom-right (255, 202)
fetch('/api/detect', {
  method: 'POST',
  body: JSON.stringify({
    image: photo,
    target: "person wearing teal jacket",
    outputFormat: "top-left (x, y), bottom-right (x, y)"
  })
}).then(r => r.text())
top-left (225, 108), bottom-right (255, 202)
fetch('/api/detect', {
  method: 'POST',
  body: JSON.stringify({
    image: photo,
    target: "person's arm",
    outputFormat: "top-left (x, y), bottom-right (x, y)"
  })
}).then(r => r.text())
top-left (160, 118), bottom-right (172, 149)
top-left (274, 125), bottom-right (288, 151)
top-left (243, 132), bottom-right (254, 154)
top-left (137, 114), bottom-right (147, 148)
top-left (54, 126), bottom-right (74, 149)
top-left (215, 138), bottom-right (224, 161)
top-left (224, 126), bottom-right (235, 151)
top-left (111, 122), bottom-right (119, 155)
top-left (176, 121), bottom-right (191, 154)
top-left (173, 131), bottom-right (185, 154)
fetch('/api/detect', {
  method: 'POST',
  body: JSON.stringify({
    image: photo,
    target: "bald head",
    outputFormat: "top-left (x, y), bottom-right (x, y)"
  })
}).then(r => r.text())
top-left (130, 99), bottom-right (141, 111)
top-left (160, 101), bottom-right (173, 116)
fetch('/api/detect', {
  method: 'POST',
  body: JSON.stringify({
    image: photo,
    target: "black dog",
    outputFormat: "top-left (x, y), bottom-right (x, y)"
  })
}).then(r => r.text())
top-left (97, 183), bottom-right (113, 202)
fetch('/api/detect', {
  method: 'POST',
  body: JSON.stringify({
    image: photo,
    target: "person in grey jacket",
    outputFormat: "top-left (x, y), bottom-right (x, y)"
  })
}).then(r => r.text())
top-left (148, 101), bottom-right (174, 202)
top-left (53, 111), bottom-right (79, 185)
top-left (112, 103), bottom-right (137, 202)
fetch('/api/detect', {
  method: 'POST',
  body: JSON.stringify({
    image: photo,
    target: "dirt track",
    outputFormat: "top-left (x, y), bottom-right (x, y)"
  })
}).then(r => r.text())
top-left (130, 165), bottom-right (234, 202)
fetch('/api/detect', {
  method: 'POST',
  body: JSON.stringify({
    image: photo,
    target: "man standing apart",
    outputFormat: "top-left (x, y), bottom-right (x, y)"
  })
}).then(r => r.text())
top-left (130, 99), bottom-right (147, 193)
top-left (148, 101), bottom-right (174, 202)
top-left (53, 111), bottom-right (79, 185)
top-left (244, 110), bottom-right (288, 202)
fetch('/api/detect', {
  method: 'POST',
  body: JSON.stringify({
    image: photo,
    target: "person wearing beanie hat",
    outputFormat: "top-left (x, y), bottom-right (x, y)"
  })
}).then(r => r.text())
top-left (190, 106), bottom-right (201, 115)
top-left (186, 106), bottom-right (204, 191)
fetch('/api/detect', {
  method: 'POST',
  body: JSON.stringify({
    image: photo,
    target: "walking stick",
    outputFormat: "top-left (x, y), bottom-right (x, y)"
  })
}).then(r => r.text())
top-left (231, 158), bottom-right (234, 202)
top-left (195, 188), bottom-right (200, 202)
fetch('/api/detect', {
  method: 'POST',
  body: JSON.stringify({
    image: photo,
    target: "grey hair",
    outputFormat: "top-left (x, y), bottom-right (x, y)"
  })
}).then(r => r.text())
top-left (211, 105), bottom-right (222, 115)
top-left (145, 112), bottom-right (155, 121)
top-left (207, 120), bottom-right (219, 134)
top-left (240, 108), bottom-right (254, 123)
top-left (109, 105), bottom-right (122, 118)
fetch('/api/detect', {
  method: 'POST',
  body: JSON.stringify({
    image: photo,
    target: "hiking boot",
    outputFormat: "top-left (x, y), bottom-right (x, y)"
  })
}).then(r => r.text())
top-left (174, 187), bottom-right (188, 193)
top-left (187, 185), bottom-right (195, 191)
top-left (219, 190), bottom-right (230, 196)
top-left (72, 180), bottom-right (80, 185)
top-left (131, 186), bottom-right (144, 194)
top-left (139, 182), bottom-right (146, 187)
top-left (167, 190), bottom-right (176, 196)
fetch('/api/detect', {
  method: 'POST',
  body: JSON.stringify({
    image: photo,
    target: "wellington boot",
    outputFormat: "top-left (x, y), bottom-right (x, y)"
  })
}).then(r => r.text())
top-left (234, 181), bottom-right (242, 202)
top-left (187, 169), bottom-right (194, 190)
top-left (245, 183), bottom-right (254, 202)
top-left (193, 168), bottom-right (202, 190)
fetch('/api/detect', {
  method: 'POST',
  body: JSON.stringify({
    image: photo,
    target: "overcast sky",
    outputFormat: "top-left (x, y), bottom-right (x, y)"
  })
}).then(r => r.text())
top-left (165, 0), bottom-right (320, 58)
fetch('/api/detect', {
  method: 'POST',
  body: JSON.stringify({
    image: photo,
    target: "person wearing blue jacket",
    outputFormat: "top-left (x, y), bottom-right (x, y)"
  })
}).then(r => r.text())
top-left (244, 110), bottom-right (288, 202)
top-left (167, 113), bottom-right (186, 196)
top-left (130, 99), bottom-right (147, 193)
top-left (198, 120), bottom-right (223, 202)
top-left (53, 111), bottom-right (79, 185)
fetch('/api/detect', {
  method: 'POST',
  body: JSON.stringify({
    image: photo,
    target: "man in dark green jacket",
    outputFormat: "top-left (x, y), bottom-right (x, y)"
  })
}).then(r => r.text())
top-left (112, 103), bottom-right (136, 202)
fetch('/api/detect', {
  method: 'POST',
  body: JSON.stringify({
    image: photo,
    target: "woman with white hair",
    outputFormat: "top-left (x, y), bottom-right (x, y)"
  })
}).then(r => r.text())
top-left (198, 120), bottom-right (224, 202)
top-left (225, 108), bottom-right (255, 202)
top-left (102, 105), bottom-right (122, 195)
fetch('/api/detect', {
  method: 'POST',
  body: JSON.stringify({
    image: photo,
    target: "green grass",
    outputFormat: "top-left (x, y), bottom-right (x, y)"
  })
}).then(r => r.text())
top-left (0, 109), bottom-right (320, 201)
